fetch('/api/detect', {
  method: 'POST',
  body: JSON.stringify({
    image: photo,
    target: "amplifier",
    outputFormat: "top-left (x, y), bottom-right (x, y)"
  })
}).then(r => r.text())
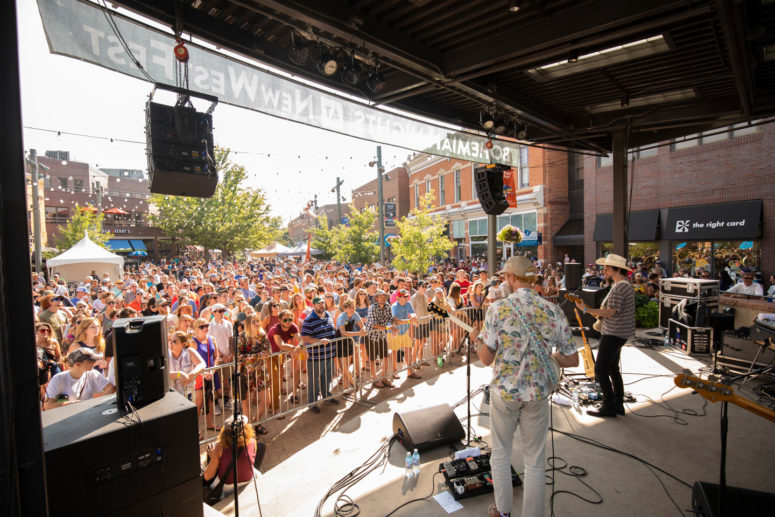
top-left (667, 319), bottom-right (712, 355)
top-left (112, 315), bottom-right (169, 409)
top-left (558, 288), bottom-right (606, 331)
top-left (439, 452), bottom-right (522, 500)
top-left (719, 331), bottom-right (775, 367)
top-left (42, 392), bottom-right (201, 517)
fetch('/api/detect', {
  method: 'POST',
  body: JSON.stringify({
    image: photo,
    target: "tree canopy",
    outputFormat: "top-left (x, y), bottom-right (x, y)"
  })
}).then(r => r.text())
top-left (391, 192), bottom-right (453, 274)
top-left (335, 205), bottom-right (379, 264)
top-left (55, 204), bottom-right (112, 251)
top-left (311, 214), bottom-right (341, 260)
top-left (149, 148), bottom-right (280, 255)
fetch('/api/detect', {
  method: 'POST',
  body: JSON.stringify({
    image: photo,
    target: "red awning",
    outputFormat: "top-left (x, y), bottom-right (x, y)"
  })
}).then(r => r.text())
top-left (79, 205), bottom-right (98, 213)
top-left (103, 207), bottom-right (129, 215)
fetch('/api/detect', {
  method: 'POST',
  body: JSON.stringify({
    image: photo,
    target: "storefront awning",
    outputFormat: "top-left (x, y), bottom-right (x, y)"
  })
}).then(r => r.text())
top-left (106, 239), bottom-right (132, 252)
top-left (664, 200), bottom-right (762, 240)
top-left (593, 209), bottom-right (660, 242)
top-left (129, 239), bottom-right (147, 251)
top-left (554, 217), bottom-right (584, 247)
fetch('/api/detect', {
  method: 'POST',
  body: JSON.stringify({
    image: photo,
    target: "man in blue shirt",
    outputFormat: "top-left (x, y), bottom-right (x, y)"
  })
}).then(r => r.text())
top-left (301, 296), bottom-right (338, 413)
top-left (389, 289), bottom-right (417, 381)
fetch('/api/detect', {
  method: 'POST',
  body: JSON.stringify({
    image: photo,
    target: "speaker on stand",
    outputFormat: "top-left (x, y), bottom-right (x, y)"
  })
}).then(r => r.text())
top-left (564, 262), bottom-right (583, 290)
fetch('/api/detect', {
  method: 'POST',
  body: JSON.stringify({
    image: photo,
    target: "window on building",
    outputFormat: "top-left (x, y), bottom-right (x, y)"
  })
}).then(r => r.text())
top-left (45, 206), bottom-right (69, 223)
top-left (58, 177), bottom-right (68, 189)
top-left (134, 212), bottom-right (143, 225)
top-left (43, 175), bottom-right (51, 190)
top-left (472, 167), bottom-right (478, 197)
top-left (508, 211), bottom-right (537, 232)
top-left (452, 220), bottom-right (465, 239)
top-left (497, 214), bottom-right (511, 231)
top-left (519, 147), bottom-right (529, 188)
top-left (73, 179), bottom-right (84, 192)
top-left (439, 175), bottom-right (446, 205)
top-left (597, 154), bottom-right (613, 168)
top-left (425, 179), bottom-right (431, 194)
top-left (469, 218), bottom-right (488, 237)
top-left (414, 184), bottom-right (419, 209)
top-left (454, 168), bottom-right (461, 202)
top-left (387, 196), bottom-right (396, 203)
top-left (673, 133), bottom-right (701, 150)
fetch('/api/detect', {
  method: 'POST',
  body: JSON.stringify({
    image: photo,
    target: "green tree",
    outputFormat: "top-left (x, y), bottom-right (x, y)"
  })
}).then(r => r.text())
top-left (55, 204), bottom-right (112, 250)
top-left (149, 148), bottom-right (279, 255)
top-left (391, 192), bottom-right (453, 274)
top-left (277, 228), bottom-right (294, 248)
top-left (311, 214), bottom-right (341, 260)
top-left (334, 205), bottom-right (379, 264)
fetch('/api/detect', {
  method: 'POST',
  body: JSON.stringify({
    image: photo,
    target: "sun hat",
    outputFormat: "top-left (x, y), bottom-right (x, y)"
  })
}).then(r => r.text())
top-left (497, 257), bottom-right (536, 278)
top-left (594, 253), bottom-right (632, 272)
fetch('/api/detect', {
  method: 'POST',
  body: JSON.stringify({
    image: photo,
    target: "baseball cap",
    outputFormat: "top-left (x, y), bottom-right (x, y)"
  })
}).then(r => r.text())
top-left (497, 257), bottom-right (536, 277)
top-left (76, 287), bottom-right (89, 293)
top-left (375, 289), bottom-right (388, 298)
top-left (210, 303), bottom-right (227, 311)
top-left (311, 296), bottom-right (324, 304)
top-left (68, 347), bottom-right (103, 364)
top-left (397, 289), bottom-right (410, 297)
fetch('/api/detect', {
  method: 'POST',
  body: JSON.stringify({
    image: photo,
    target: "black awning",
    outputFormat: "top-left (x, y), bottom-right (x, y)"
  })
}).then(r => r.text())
top-left (593, 209), bottom-right (660, 242)
top-left (554, 217), bottom-right (584, 247)
top-left (664, 200), bottom-right (762, 240)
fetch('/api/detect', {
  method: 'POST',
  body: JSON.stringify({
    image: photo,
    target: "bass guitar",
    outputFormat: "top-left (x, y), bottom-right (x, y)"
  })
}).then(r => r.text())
top-left (570, 305), bottom-right (596, 379)
top-left (564, 293), bottom-right (603, 333)
top-left (674, 370), bottom-right (775, 423)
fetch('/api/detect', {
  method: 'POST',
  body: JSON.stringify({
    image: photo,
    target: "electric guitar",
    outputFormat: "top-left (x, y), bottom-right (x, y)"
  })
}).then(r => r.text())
top-left (674, 370), bottom-right (775, 423)
top-left (564, 293), bottom-right (603, 332)
top-left (427, 301), bottom-right (474, 332)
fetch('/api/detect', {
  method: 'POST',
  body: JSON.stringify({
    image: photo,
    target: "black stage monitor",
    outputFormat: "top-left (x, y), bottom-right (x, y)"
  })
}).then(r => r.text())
top-left (42, 392), bottom-right (201, 517)
top-left (112, 315), bottom-right (169, 409)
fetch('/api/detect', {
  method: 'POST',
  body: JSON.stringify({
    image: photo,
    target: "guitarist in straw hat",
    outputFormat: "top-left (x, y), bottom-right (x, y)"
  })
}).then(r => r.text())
top-left (469, 256), bottom-right (578, 517)
top-left (574, 253), bottom-right (635, 418)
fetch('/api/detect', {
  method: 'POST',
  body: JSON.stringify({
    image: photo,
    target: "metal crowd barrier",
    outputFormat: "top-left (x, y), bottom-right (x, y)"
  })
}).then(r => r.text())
top-left (193, 310), bottom-right (484, 444)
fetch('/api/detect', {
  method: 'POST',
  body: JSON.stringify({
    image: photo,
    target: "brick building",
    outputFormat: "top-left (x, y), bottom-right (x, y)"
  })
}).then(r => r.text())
top-left (31, 153), bottom-right (168, 261)
top-left (406, 147), bottom-right (573, 266)
top-left (287, 203), bottom-right (342, 244)
top-left (584, 122), bottom-right (774, 280)
top-left (351, 166), bottom-right (409, 240)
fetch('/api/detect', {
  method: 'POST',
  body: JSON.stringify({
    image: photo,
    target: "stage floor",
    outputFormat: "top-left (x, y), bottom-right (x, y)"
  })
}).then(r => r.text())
top-left (213, 334), bottom-right (775, 517)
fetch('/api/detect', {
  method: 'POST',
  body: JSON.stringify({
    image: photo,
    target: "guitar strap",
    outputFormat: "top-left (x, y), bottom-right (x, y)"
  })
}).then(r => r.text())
top-left (504, 295), bottom-right (559, 389)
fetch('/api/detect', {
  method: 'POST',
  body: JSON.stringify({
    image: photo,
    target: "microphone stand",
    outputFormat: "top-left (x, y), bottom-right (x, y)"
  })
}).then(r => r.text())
top-left (230, 312), bottom-right (247, 516)
top-left (465, 286), bottom-right (490, 448)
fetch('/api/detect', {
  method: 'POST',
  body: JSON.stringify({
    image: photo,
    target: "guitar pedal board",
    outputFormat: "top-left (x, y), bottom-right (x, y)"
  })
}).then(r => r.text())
top-left (439, 453), bottom-right (522, 500)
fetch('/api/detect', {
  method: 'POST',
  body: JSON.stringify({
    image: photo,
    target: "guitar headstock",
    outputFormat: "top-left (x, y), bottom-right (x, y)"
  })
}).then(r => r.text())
top-left (427, 301), bottom-right (449, 318)
top-left (564, 293), bottom-right (583, 305)
top-left (674, 370), bottom-right (736, 403)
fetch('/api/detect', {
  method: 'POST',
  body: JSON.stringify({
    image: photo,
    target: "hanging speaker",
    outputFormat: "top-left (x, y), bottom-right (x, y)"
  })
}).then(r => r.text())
top-left (474, 164), bottom-right (509, 215)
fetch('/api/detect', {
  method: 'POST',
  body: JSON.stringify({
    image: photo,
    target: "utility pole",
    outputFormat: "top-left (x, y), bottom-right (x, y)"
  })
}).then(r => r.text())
top-left (93, 181), bottom-right (103, 212)
top-left (331, 176), bottom-right (344, 225)
top-left (26, 149), bottom-right (47, 274)
top-left (376, 146), bottom-right (385, 265)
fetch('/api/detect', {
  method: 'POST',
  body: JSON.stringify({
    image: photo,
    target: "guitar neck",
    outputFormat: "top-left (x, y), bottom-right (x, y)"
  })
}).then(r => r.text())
top-left (446, 312), bottom-right (474, 333)
top-left (731, 395), bottom-right (775, 424)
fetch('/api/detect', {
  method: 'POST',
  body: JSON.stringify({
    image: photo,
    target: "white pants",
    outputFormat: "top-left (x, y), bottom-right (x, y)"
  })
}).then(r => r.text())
top-left (490, 394), bottom-right (548, 517)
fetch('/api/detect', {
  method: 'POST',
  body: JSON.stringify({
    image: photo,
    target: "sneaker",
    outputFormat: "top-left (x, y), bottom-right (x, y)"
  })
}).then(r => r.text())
top-left (309, 405), bottom-right (321, 414)
top-left (327, 398), bottom-right (340, 405)
top-left (214, 404), bottom-right (222, 416)
top-left (224, 399), bottom-right (233, 410)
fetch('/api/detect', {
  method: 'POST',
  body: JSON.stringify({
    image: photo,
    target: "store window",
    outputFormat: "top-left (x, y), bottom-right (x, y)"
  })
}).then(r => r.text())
top-left (672, 241), bottom-right (712, 276)
top-left (469, 218), bottom-right (488, 237)
top-left (414, 184), bottom-right (419, 209)
top-left (452, 220), bottom-right (466, 239)
top-left (454, 168), bottom-right (461, 202)
top-left (439, 175), bottom-right (446, 205)
top-left (599, 242), bottom-right (661, 271)
top-left (714, 240), bottom-right (761, 280)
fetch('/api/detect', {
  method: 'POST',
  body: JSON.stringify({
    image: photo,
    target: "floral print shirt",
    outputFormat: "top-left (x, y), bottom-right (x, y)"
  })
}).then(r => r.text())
top-left (480, 288), bottom-right (575, 402)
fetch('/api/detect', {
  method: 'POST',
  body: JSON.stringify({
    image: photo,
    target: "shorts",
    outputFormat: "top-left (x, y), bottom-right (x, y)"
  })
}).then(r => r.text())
top-left (387, 332), bottom-right (411, 351)
top-left (336, 337), bottom-right (354, 358)
top-left (195, 371), bottom-right (221, 391)
top-left (414, 322), bottom-right (431, 340)
top-left (197, 378), bottom-right (215, 413)
top-left (365, 333), bottom-right (388, 360)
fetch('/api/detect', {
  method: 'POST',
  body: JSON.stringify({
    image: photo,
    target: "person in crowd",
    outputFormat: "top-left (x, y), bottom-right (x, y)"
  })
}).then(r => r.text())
top-left (410, 282), bottom-right (431, 374)
top-left (209, 303), bottom-right (234, 411)
top-left (44, 348), bottom-right (116, 410)
top-left (202, 414), bottom-right (265, 489)
top-left (267, 309), bottom-right (303, 404)
top-left (301, 296), bottom-right (338, 412)
top-left (532, 275), bottom-right (545, 297)
top-left (168, 330), bottom-right (205, 398)
top-left (36, 322), bottom-right (62, 392)
top-left (544, 276), bottom-right (559, 298)
top-left (354, 288), bottom-right (372, 372)
top-left (582, 265), bottom-right (602, 288)
top-left (67, 317), bottom-right (107, 372)
top-left (236, 313), bottom-right (270, 429)
top-left (430, 286), bottom-right (452, 360)
top-left (631, 273), bottom-right (646, 294)
top-left (192, 317), bottom-right (220, 429)
top-left (718, 269), bottom-right (734, 291)
top-left (261, 302), bottom-right (281, 332)
top-left (38, 295), bottom-right (69, 346)
top-left (575, 254), bottom-right (635, 418)
top-left (767, 274), bottom-right (775, 299)
top-left (447, 283), bottom-right (467, 354)
top-left (389, 289), bottom-right (417, 381)
top-left (470, 257), bottom-right (578, 517)
top-left (335, 299), bottom-right (366, 390)
top-left (726, 271), bottom-right (764, 297)
top-left (365, 290), bottom-right (396, 389)
top-left (646, 272), bottom-right (661, 300)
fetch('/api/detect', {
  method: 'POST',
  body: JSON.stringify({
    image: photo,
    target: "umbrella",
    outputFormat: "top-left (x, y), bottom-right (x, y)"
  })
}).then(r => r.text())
top-left (79, 205), bottom-right (98, 213)
top-left (128, 250), bottom-right (148, 257)
top-left (103, 207), bottom-right (129, 215)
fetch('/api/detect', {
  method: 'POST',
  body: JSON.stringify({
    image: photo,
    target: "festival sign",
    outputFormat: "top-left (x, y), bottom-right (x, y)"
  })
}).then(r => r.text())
top-left (37, 0), bottom-right (521, 167)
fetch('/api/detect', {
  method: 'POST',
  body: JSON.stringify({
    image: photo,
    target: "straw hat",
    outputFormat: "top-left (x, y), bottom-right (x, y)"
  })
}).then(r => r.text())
top-left (595, 253), bottom-right (632, 272)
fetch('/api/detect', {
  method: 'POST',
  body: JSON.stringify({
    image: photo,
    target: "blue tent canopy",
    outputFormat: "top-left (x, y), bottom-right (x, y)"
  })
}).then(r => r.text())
top-left (106, 239), bottom-right (132, 252)
top-left (130, 239), bottom-right (147, 251)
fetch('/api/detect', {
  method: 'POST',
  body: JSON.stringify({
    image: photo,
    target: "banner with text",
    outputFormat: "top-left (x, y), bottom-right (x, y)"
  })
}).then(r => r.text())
top-left (37, 0), bottom-right (521, 166)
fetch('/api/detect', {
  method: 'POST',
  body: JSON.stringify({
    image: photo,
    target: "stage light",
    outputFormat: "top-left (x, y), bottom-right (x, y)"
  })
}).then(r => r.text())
top-left (315, 48), bottom-right (339, 76)
top-left (508, 0), bottom-right (521, 13)
top-left (288, 32), bottom-right (311, 66)
top-left (340, 54), bottom-right (362, 87)
top-left (366, 69), bottom-right (386, 93)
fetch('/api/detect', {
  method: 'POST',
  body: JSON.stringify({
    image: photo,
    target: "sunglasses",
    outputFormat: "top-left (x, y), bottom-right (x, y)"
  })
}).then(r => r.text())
top-left (198, 324), bottom-right (209, 329)
top-left (214, 309), bottom-right (226, 313)
top-left (281, 318), bottom-right (293, 323)
top-left (37, 328), bottom-right (51, 334)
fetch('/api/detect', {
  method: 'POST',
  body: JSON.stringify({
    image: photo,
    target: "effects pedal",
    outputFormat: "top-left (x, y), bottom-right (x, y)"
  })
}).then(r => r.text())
top-left (439, 452), bottom-right (522, 500)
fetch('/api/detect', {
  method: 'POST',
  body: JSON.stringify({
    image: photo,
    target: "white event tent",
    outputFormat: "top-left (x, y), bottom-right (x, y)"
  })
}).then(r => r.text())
top-left (46, 233), bottom-right (124, 282)
top-left (248, 243), bottom-right (294, 258)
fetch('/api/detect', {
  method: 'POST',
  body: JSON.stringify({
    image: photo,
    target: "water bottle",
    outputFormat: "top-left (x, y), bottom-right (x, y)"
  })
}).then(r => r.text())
top-left (663, 332), bottom-right (670, 349)
top-left (572, 387), bottom-right (579, 407)
top-left (412, 448), bottom-right (420, 476)
top-left (405, 451), bottom-right (413, 478)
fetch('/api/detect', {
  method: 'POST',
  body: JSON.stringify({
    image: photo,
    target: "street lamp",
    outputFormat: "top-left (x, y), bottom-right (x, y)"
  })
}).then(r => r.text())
top-left (368, 147), bottom-right (386, 265)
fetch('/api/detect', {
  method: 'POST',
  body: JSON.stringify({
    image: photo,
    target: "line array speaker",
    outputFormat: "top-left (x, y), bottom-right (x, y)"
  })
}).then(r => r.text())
top-left (474, 164), bottom-right (510, 215)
